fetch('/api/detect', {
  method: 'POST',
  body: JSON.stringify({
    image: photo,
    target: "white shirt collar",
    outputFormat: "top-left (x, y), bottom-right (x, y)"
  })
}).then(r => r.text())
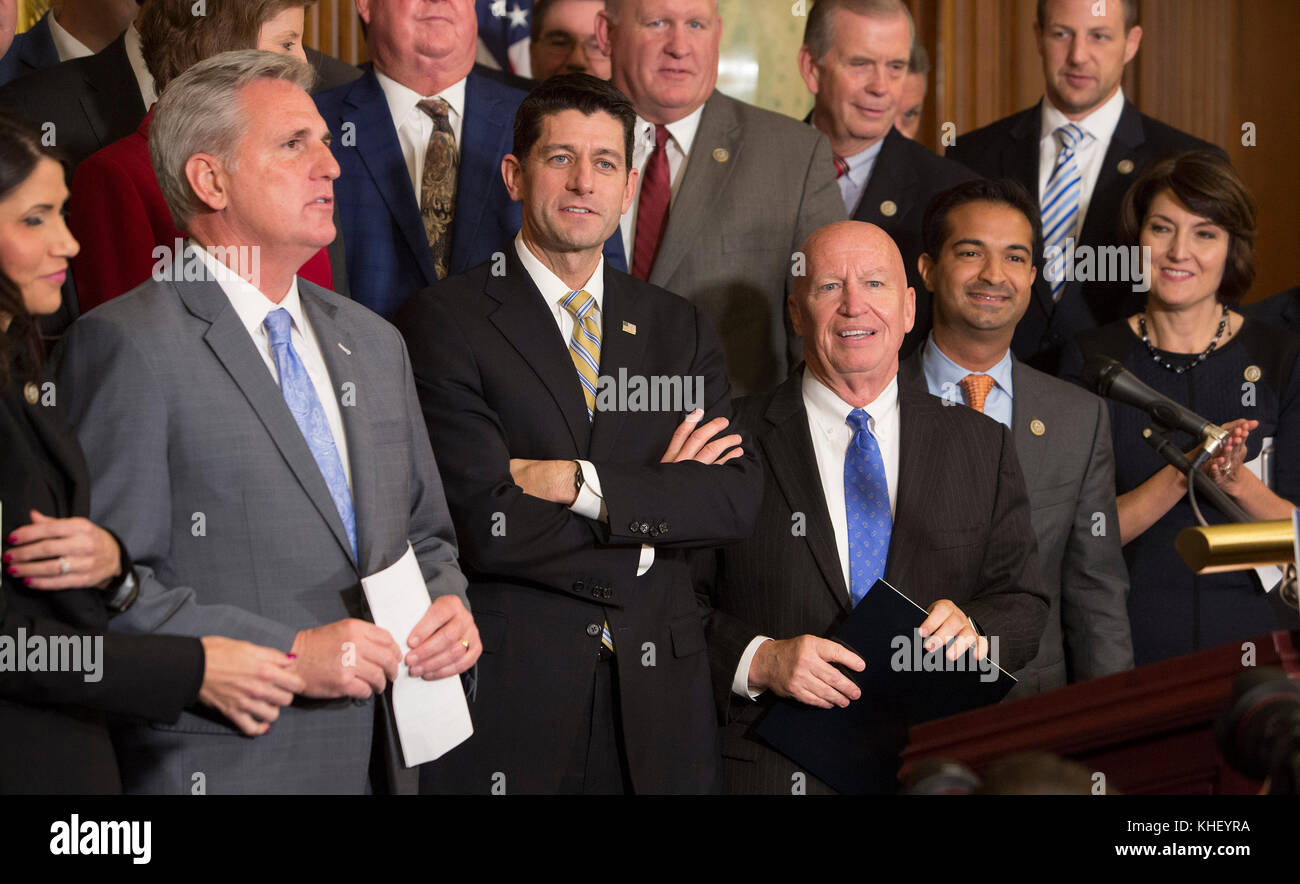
top-left (46, 10), bottom-right (94, 63)
top-left (802, 369), bottom-right (899, 437)
top-left (190, 244), bottom-right (305, 339)
top-left (1041, 86), bottom-right (1126, 144)
top-left (513, 232), bottom-right (605, 313)
top-left (375, 69), bottom-right (467, 134)
top-left (638, 103), bottom-right (706, 159)
top-left (124, 25), bottom-right (158, 109)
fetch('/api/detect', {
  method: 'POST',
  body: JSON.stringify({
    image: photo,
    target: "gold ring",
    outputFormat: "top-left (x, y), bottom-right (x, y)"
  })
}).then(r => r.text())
top-left (458, 638), bottom-right (470, 651)
top-left (58, 557), bottom-right (71, 575)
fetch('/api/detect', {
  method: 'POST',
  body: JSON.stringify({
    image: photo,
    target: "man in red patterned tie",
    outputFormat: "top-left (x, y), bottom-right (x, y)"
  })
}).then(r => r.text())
top-left (595, 0), bottom-right (846, 395)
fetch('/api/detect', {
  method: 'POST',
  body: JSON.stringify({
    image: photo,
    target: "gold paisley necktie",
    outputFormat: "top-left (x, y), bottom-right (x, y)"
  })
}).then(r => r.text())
top-left (416, 98), bottom-right (458, 280)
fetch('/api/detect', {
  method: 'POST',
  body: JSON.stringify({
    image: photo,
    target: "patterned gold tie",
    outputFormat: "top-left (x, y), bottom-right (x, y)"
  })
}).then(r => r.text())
top-left (417, 98), bottom-right (458, 280)
top-left (959, 373), bottom-right (996, 413)
top-left (560, 289), bottom-right (601, 421)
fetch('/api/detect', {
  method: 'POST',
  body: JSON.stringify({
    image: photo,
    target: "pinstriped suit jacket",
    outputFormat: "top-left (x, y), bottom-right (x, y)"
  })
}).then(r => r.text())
top-left (696, 369), bottom-right (1048, 794)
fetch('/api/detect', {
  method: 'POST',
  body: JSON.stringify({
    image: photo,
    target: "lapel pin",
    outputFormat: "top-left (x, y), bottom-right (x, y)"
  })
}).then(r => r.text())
top-left (1117, 159), bottom-right (1135, 175)
top-left (880, 200), bottom-right (898, 218)
top-left (712, 147), bottom-right (730, 163)
top-left (1245, 364), bottom-right (1262, 382)
top-left (1030, 418), bottom-right (1046, 436)
top-left (23, 382), bottom-right (39, 405)
top-left (338, 342), bottom-right (352, 356)
top-left (622, 320), bottom-right (637, 335)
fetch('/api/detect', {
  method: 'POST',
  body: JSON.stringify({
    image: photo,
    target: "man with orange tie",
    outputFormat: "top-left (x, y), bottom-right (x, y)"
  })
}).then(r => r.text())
top-left (898, 178), bottom-right (1132, 698)
top-left (595, 0), bottom-right (845, 395)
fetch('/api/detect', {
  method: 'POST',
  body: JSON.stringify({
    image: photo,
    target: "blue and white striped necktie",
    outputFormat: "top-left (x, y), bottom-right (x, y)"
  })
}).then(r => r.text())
top-left (1042, 122), bottom-right (1087, 303)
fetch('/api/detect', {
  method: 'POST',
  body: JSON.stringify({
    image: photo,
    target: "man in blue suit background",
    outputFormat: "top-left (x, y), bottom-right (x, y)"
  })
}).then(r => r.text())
top-left (0, 0), bottom-right (141, 86)
top-left (315, 0), bottom-right (624, 319)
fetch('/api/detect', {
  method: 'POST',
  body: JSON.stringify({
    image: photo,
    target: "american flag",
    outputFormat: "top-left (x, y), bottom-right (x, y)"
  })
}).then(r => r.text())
top-left (477, 0), bottom-right (535, 78)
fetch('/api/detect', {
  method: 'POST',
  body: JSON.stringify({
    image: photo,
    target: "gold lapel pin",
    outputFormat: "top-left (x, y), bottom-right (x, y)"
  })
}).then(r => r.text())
top-left (1030, 418), bottom-right (1046, 436)
top-left (622, 320), bottom-right (637, 335)
top-left (712, 147), bottom-right (730, 163)
top-left (1245, 364), bottom-right (1262, 382)
top-left (880, 200), bottom-right (898, 218)
top-left (23, 382), bottom-right (39, 405)
top-left (1117, 159), bottom-right (1135, 175)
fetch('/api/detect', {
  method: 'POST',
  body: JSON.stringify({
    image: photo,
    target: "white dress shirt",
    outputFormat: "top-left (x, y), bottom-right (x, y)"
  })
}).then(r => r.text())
top-left (732, 371), bottom-right (901, 699)
top-left (1037, 87), bottom-right (1126, 234)
top-left (124, 25), bottom-right (158, 109)
top-left (618, 105), bottom-right (706, 261)
top-left (191, 245), bottom-right (352, 490)
top-left (375, 69), bottom-right (467, 200)
top-left (46, 11), bottom-right (93, 63)
top-left (513, 234), bottom-right (654, 576)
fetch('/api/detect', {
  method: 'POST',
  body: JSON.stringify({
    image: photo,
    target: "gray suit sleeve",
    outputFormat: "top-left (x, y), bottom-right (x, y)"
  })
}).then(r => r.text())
top-left (55, 315), bottom-right (298, 650)
top-left (1060, 397), bottom-right (1134, 680)
top-left (395, 328), bottom-right (469, 608)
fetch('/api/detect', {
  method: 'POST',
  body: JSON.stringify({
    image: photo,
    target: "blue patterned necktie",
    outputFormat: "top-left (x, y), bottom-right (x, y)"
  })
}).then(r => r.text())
top-left (844, 409), bottom-right (892, 607)
top-left (264, 308), bottom-right (357, 562)
top-left (1042, 122), bottom-right (1086, 303)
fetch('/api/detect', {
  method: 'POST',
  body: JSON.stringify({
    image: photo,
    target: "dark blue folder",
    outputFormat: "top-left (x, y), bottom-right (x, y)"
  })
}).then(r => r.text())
top-left (753, 579), bottom-right (1016, 794)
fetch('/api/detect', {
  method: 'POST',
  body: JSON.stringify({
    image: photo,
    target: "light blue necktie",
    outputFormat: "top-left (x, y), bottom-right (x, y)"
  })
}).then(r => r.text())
top-left (264, 308), bottom-right (357, 561)
top-left (1042, 122), bottom-right (1086, 303)
top-left (845, 409), bottom-right (892, 607)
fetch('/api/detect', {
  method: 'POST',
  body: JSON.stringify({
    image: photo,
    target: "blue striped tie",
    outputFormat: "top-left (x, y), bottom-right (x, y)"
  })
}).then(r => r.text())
top-left (264, 308), bottom-right (357, 562)
top-left (845, 409), bottom-right (891, 607)
top-left (1042, 122), bottom-right (1086, 303)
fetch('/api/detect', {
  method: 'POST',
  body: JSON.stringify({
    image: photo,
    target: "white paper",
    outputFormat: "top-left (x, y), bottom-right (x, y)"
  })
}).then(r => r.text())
top-left (362, 543), bottom-right (473, 767)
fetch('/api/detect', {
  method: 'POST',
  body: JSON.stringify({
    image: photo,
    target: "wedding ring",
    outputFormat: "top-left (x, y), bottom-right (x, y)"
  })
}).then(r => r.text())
top-left (58, 557), bottom-right (70, 575)
top-left (458, 638), bottom-right (470, 651)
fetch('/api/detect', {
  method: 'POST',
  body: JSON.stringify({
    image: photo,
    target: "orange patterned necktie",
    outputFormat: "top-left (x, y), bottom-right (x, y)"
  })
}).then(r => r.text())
top-left (959, 373), bottom-right (996, 413)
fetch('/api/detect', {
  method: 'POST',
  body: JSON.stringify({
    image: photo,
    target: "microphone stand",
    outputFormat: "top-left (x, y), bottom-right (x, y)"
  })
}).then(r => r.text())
top-left (1142, 426), bottom-right (1251, 524)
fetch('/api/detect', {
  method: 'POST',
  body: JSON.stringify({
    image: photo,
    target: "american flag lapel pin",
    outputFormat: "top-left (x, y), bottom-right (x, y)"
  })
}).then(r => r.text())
top-left (622, 320), bottom-right (637, 335)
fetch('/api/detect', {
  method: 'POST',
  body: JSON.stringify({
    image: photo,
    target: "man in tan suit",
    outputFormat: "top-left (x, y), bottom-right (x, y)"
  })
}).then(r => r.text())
top-left (596, 0), bottom-right (846, 395)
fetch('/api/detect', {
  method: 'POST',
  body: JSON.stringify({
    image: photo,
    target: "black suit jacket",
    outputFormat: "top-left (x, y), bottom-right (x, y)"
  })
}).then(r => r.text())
top-left (1247, 286), bottom-right (1300, 336)
top-left (397, 248), bottom-right (763, 794)
top-left (851, 128), bottom-right (979, 358)
top-left (947, 99), bottom-right (1224, 373)
top-left (696, 371), bottom-right (1047, 794)
top-left (0, 357), bottom-right (203, 795)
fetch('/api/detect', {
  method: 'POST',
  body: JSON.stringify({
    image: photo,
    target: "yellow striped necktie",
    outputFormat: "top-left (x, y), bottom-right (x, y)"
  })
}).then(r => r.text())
top-left (561, 289), bottom-right (602, 421)
top-left (560, 290), bottom-right (613, 653)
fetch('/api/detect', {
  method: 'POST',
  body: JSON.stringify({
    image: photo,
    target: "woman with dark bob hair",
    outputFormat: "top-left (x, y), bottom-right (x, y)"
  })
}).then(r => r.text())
top-left (1061, 150), bottom-right (1300, 665)
top-left (0, 112), bottom-right (303, 793)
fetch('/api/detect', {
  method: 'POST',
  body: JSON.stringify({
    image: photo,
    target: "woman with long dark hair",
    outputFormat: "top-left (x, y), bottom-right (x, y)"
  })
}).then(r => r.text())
top-left (0, 111), bottom-right (304, 794)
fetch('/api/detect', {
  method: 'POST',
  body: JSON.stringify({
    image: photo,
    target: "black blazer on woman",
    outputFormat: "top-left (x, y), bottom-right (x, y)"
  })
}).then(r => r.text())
top-left (0, 341), bottom-right (203, 794)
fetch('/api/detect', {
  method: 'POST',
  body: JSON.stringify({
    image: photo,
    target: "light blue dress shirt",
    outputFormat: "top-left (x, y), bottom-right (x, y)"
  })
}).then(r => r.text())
top-left (837, 137), bottom-right (885, 216)
top-left (920, 332), bottom-right (1016, 429)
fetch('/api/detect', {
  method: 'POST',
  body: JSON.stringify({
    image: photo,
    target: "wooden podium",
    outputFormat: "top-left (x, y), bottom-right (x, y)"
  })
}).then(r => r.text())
top-left (900, 630), bottom-right (1300, 794)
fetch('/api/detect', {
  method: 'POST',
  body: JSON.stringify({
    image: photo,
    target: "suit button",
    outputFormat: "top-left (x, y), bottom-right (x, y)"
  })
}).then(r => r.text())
top-left (592, 587), bottom-right (601, 598)
top-left (602, 587), bottom-right (613, 600)
top-left (629, 520), bottom-right (641, 534)
top-left (648, 526), bottom-right (659, 537)
top-left (639, 522), bottom-right (650, 534)
top-left (574, 580), bottom-right (585, 594)
top-left (586, 623), bottom-right (601, 637)
top-left (657, 521), bottom-right (669, 534)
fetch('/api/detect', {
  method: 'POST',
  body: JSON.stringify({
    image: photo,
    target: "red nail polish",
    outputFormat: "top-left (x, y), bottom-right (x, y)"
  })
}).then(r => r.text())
top-left (22, 578), bottom-right (32, 585)
top-left (5, 536), bottom-right (15, 545)
top-left (2, 554), bottom-right (11, 563)
top-left (7, 567), bottom-right (18, 576)
top-left (286, 653), bottom-right (297, 660)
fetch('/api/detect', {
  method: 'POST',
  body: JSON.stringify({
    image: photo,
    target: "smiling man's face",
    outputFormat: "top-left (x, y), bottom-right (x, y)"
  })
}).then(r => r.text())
top-left (600, 0), bottom-right (720, 125)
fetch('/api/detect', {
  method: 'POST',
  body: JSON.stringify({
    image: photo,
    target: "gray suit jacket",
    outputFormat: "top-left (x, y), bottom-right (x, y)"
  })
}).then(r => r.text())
top-left (55, 271), bottom-right (468, 794)
top-left (648, 91), bottom-right (846, 395)
top-left (900, 344), bottom-right (1133, 696)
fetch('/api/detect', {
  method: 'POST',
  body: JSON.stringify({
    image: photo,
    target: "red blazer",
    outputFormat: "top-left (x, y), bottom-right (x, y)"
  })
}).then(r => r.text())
top-left (69, 109), bottom-right (333, 313)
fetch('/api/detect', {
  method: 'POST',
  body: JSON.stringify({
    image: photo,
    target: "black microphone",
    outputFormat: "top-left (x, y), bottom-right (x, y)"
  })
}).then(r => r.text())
top-left (1083, 355), bottom-right (1229, 456)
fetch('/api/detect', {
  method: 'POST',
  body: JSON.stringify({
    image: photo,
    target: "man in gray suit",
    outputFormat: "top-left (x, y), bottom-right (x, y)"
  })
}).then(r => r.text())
top-left (899, 178), bottom-right (1132, 697)
top-left (596, 0), bottom-right (846, 395)
top-left (55, 50), bottom-right (479, 794)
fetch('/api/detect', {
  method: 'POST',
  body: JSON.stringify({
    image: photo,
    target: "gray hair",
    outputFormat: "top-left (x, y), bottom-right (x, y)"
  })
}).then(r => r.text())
top-left (150, 49), bottom-right (315, 230)
top-left (803, 0), bottom-right (916, 64)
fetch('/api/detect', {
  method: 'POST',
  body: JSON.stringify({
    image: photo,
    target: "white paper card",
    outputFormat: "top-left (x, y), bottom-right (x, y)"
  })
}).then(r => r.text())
top-left (361, 543), bottom-right (472, 767)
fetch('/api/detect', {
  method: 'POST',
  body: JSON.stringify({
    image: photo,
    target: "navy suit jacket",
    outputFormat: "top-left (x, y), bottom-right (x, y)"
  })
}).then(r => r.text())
top-left (0, 12), bottom-right (59, 87)
top-left (315, 64), bottom-right (625, 318)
